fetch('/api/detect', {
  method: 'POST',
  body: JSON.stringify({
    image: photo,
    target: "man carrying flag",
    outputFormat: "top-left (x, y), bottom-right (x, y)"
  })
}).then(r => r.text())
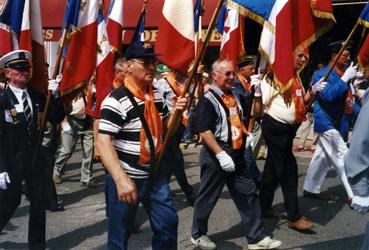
top-left (98, 42), bottom-right (189, 249)
top-left (0, 50), bottom-right (64, 249)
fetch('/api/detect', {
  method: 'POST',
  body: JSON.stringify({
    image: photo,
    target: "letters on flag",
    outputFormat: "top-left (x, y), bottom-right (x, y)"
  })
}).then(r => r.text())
top-left (59, 0), bottom-right (98, 102)
top-left (156, 0), bottom-right (195, 73)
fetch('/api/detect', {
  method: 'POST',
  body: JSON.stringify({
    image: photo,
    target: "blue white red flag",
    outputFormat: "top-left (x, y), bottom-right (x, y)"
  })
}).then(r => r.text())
top-left (59, 0), bottom-right (98, 101)
top-left (156, 0), bottom-right (195, 73)
top-left (232, 0), bottom-right (335, 89)
top-left (132, 6), bottom-right (146, 44)
top-left (87, 9), bottom-right (115, 117)
top-left (0, 0), bottom-right (48, 93)
top-left (218, 6), bottom-right (244, 67)
top-left (358, 2), bottom-right (369, 28)
top-left (106, 0), bottom-right (124, 54)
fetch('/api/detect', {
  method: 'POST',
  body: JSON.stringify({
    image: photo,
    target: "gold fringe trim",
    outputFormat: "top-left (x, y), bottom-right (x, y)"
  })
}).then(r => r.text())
top-left (227, 0), bottom-right (275, 33)
top-left (60, 80), bottom-right (88, 97)
top-left (358, 19), bottom-right (369, 29)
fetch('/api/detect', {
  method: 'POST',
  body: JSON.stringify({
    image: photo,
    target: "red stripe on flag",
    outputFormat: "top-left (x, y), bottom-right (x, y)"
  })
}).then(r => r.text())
top-left (29, 41), bottom-right (48, 93)
top-left (60, 22), bottom-right (97, 99)
top-left (0, 27), bottom-right (13, 55)
top-left (358, 34), bottom-right (369, 71)
top-left (91, 52), bottom-right (115, 118)
top-left (156, 18), bottom-right (194, 73)
top-left (107, 20), bottom-right (123, 54)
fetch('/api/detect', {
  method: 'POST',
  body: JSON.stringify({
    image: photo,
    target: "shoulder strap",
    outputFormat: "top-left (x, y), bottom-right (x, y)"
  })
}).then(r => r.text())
top-left (208, 89), bottom-right (232, 144)
top-left (122, 87), bottom-right (156, 169)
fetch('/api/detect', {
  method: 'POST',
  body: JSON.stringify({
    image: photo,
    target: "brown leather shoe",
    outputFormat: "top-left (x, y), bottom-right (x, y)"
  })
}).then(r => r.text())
top-left (288, 217), bottom-right (315, 231)
top-left (263, 209), bottom-right (286, 220)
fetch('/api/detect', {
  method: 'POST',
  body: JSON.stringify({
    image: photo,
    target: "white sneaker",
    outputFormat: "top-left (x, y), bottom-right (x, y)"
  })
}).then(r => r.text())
top-left (248, 236), bottom-right (282, 249)
top-left (191, 235), bottom-right (216, 250)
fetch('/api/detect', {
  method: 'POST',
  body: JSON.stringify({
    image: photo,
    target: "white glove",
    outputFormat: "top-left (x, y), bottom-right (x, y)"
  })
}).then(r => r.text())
top-left (48, 79), bottom-right (59, 96)
top-left (341, 62), bottom-right (358, 83)
top-left (351, 196), bottom-right (369, 214)
top-left (311, 77), bottom-right (328, 94)
top-left (0, 172), bottom-right (11, 190)
top-left (246, 133), bottom-right (254, 149)
top-left (216, 151), bottom-right (235, 172)
top-left (61, 121), bottom-right (72, 134)
top-left (250, 74), bottom-right (262, 97)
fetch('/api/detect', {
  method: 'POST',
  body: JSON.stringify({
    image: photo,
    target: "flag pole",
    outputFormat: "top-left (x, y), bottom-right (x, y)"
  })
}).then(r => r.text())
top-left (306, 21), bottom-right (360, 110)
top-left (154, 0), bottom-right (224, 173)
top-left (31, 28), bottom-right (68, 167)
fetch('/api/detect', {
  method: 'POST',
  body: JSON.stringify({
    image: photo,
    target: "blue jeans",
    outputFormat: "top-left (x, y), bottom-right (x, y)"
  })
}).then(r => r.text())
top-left (182, 109), bottom-right (193, 143)
top-left (106, 174), bottom-right (178, 250)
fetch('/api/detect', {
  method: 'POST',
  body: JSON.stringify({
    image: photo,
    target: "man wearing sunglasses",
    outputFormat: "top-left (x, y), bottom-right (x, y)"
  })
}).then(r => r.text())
top-left (0, 50), bottom-right (64, 249)
top-left (191, 59), bottom-right (281, 250)
top-left (98, 42), bottom-right (188, 249)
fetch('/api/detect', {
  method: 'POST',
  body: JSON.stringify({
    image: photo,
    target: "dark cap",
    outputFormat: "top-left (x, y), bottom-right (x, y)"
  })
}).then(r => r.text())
top-left (125, 42), bottom-right (160, 60)
top-left (329, 40), bottom-right (352, 55)
top-left (0, 50), bottom-right (31, 69)
top-left (238, 55), bottom-right (254, 68)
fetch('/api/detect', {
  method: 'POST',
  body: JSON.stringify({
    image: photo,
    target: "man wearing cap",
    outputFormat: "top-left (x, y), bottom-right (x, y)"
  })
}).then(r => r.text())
top-left (0, 50), bottom-right (64, 249)
top-left (97, 42), bottom-right (188, 249)
top-left (232, 55), bottom-right (263, 187)
top-left (303, 41), bottom-right (357, 202)
top-left (191, 59), bottom-right (281, 250)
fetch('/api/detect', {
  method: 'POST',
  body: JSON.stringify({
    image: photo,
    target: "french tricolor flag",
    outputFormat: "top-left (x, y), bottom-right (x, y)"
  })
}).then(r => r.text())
top-left (59, 0), bottom-right (98, 101)
top-left (156, 0), bottom-right (195, 73)
top-left (230, 0), bottom-right (334, 89)
top-left (89, 9), bottom-right (115, 117)
top-left (0, 0), bottom-right (48, 93)
top-left (217, 5), bottom-right (244, 67)
top-left (90, 0), bottom-right (123, 118)
top-left (106, 0), bottom-right (124, 55)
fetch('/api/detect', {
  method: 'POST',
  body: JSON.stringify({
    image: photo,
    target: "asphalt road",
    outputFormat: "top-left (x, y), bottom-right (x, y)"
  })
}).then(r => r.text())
top-left (1, 142), bottom-right (368, 250)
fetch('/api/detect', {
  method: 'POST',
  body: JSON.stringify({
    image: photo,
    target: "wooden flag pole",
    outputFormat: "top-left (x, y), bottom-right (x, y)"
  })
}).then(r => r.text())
top-left (306, 22), bottom-right (360, 110)
top-left (154, 0), bottom-right (224, 173)
top-left (31, 28), bottom-right (68, 167)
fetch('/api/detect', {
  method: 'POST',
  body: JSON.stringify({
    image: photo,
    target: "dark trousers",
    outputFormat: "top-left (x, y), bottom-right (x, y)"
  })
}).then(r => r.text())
top-left (191, 147), bottom-right (265, 244)
top-left (164, 141), bottom-right (193, 196)
top-left (41, 145), bottom-right (59, 208)
top-left (0, 169), bottom-right (46, 250)
top-left (260, 115), bottom-right (301, 222)
top-left (244, 145), bottom-right (261, 188)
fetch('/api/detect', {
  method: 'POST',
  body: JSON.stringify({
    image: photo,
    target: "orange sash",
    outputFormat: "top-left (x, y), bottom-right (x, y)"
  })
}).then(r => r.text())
top-left (221, 94), bottom-right (247, 150)
top-left (164, 73), bottom-right (189, 127)
top-left (291, 76), bottom-right (306, 124)
top-left (236, 72), bottom-right (251, 92)
top-left (124, 76), bottom-right (163, 165)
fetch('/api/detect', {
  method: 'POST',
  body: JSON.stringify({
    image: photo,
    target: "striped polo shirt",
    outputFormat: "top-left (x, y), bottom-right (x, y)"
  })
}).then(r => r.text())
top-left (99, 86), bottom-right (169, 179)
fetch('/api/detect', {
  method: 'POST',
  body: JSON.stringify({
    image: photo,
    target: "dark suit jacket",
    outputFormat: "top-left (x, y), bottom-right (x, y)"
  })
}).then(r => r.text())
top-left (0, 86), bottom-right (65, 174)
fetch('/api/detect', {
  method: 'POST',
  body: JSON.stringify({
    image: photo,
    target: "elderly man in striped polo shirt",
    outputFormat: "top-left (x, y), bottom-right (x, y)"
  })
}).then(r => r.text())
top-left (98, 42), bottom-right (188, 250)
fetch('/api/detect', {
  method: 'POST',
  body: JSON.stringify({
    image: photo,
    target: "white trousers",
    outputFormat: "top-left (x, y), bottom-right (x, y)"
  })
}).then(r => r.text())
top-left (303, 129), bottom-right (353, 198)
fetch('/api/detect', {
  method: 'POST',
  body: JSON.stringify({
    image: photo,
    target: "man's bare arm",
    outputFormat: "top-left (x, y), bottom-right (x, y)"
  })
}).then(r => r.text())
top-left (98, 133), bottom-right (138, 205)
top-left (200, 130), bottom-right (223, 155)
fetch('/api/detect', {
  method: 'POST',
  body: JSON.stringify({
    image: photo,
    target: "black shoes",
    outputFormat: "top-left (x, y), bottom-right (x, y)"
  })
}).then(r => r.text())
top-left (303, 190), bottom-right (335, 201)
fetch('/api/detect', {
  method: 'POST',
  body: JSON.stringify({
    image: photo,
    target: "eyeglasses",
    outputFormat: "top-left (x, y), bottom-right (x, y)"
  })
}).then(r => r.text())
top-left (131, 58), bottom-right (158, 66)
top-left (216, 70), bottom-right (236, 77)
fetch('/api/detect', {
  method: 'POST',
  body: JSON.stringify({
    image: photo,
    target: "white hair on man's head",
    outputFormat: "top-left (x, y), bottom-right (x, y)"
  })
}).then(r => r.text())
top-left (114, 57), bottom-right (126, 72)
top-left (212, 59), bottom-right (233, 72)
